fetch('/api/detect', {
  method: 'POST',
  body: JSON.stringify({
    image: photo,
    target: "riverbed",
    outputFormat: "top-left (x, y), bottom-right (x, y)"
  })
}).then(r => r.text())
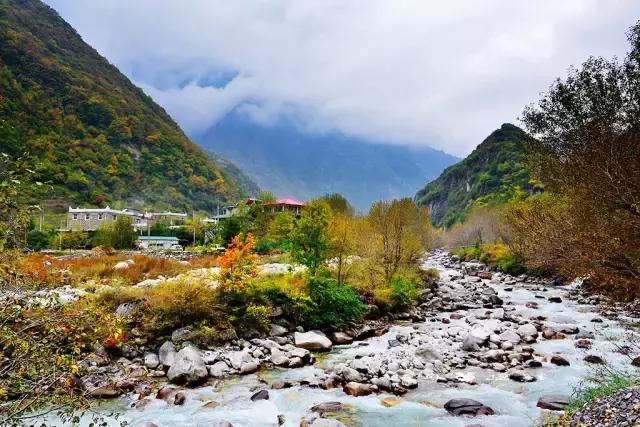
top-left (45, 251), bottom-right (638, 427)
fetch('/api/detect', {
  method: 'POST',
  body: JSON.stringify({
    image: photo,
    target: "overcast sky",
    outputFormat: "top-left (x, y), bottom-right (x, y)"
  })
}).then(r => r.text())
top-left (45, 1), bottom-right (640, 156)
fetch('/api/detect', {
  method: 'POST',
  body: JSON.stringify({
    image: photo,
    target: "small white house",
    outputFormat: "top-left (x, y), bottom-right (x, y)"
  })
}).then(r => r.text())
top-left (137, 236), bottom-right (181, 250)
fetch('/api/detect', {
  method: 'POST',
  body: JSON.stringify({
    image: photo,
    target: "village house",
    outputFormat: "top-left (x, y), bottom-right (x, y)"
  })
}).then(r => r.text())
top-left (266, 198), bottom-right (306, 216)
top-left (66, 207), bottom-right (187, 232)
top-left (204, 197), bottom-right (305, 224)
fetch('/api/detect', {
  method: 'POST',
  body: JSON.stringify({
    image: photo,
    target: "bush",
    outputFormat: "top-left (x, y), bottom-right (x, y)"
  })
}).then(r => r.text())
top-left (245, 304), bottom-right (271, 332)
top-left (26, 230), bottom-right (50, 250)
top-left (306, 273), bottom-right (365, 328)
top-left (143, 279), bottom-right (218, 333)
top-left (389, 274), bottom-right (421, 309)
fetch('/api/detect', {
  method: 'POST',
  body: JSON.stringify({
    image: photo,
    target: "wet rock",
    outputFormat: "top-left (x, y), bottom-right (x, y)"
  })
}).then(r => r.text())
top-left (444, 398), bottom-right (495, 416)
top-left (213, 422), bottom-right (233, 427)
top-left (228, 350), bottom-right (253, 370)
top-left (537, 395), bottom-right (569, 411)
top-left (583, 355), bottom-right (605, 364)
top-left (343, 382), bottom-right (378, 396)
top-left (200, 400), bottom-right (220, 409)
top-left (576, 330), bottom-right (595, 340)
top-left (332, 332), bottom-right (354, 345)
top-left (575, 339), bottom-right (592, 349)
top-left (158, 341), bottom-right (176, 368)
top-left (156, 385), bottom-right (179, 401)
top-left (139, 423), bottom-right (159, 427)
top-left (508, 370), bottom-right (536, 382)
top-left (240, 361), bottom-right (260, 374)
top-left (277, 414), bottom-right (285, 425)
top-left (550, 355), bottom-right (570, 366)
top-left (631, 356), bottom-right (640, 367)
top-left (251, 389), bottom-right (269, 401)
top-left (548, 296), bottom-right (562, 303)
top-left (400, 374), bottom-right (418, 389)
top-left (311, 401), bottom-right (344, 414)
top-left (294, 330), bottom-right (333, 352)
top-left (173, 391), bottom-right (186, 405)
top-left (381, 396), bottom-right (402, 407)
top-left (167, 346), bottom-right (208, 385)
top-left (462, 328), bottom-right (490, 351)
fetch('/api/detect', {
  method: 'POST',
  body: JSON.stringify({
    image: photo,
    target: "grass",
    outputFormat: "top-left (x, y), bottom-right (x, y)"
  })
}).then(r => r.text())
top-left (12, 253), bottom-right (219, 287)
top-left (542, 369), bottom-right (638, 426)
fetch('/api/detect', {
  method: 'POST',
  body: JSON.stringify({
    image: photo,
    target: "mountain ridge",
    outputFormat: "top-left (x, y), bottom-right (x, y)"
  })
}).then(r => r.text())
top-left (197, 110), bottom-right (459, 210)
top-left (416, 123), bottom-right (540, 227)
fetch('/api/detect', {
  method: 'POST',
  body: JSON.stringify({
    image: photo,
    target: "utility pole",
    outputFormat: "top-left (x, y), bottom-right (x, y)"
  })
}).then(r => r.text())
top-left (192, 211), bottom-right (196, 246)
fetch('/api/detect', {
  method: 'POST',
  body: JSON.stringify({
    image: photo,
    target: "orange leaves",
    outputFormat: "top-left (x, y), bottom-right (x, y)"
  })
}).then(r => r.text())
top-left (218, 233), bottom-right (258, 291)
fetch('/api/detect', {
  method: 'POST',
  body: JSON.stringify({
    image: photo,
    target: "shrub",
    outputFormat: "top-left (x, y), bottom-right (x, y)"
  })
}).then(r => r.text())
top-left (143, 279), bottom-right (218, 333)
top-left (26, 230), bottom-right (51, 250)
top-left (245, 304), bottom-right (271, 332)
top-left (389, 274), bottom-right (421, 309)
top-left (306, 274), bottom-right (365, 328)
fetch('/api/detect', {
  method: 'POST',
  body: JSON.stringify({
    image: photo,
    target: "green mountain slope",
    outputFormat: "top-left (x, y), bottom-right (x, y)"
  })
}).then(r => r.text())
top-left (416, 123), bottom-right (541, 227)
top-left (0, 0), bottom-right (252, 211)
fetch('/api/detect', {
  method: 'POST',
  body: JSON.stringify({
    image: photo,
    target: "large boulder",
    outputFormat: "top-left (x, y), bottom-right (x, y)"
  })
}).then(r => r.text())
top-left (159, 341), bottom-right (177, 368)
top-left (444, 398), bottom-right (495, 416)
top-left (462, 328), bottom-right (490, 352)
top-left (294, 330), bottom-right (333, 352)
top-left (167, 346), bottom-right (208, 385)
top-left (537, 395), bottom-right (569, 411)
top-left (517, 323), bottom-right (539, 339)
top-left (144, 352), bottom-right (160, 369)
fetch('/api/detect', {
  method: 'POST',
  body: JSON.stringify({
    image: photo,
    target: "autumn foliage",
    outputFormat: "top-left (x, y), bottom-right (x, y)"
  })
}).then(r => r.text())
top-left (218, 233), bottom-right (258, 291)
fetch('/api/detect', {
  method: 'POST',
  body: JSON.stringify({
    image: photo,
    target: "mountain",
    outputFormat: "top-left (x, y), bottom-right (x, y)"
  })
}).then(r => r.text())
top-left (416, 123), bottom-right (541, 227)
top-left (197, 111), bottom-right (459, 210)
top-left (0, 0), bottom-right (253, 212)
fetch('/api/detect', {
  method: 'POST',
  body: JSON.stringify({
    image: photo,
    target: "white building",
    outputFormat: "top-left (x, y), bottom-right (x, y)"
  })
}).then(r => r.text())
top-left (137, 236), bottom-right (181, 250)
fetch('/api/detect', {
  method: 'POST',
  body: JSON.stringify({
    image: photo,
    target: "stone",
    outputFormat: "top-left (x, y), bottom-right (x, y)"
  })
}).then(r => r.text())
top-left (632, 356), bottom-right (640, 367)
top-left (381, 396), bottom-right (402, 407)
top-left (310, 401), bottom-right (344, 414)
top-left (167, 346), bottom-right (208, 385)
top-left (575, 339), bottom-right (592, 349)
top-left (517, 323), bottom-right (538, 339)
top-left (343, 382), bottom-right (378, 397)
top-left (144, 352), bottom-right (160, 369)
top-left (250, 390), bottom-right (269, 401)
top-left (159, 341), bottom-right (177, 368)
top-left (294, 330), bottom-right (333, 351)
top-left (270, 351), bottom-right (290, 367)
top-left (240, 361), bottom-right (260, 374)
top-left (228, 350), bottom-right (252, 370)
top-left (550, 355), bottom-right (570, 366)
top-left (208, 361), bottom-right (230, 377)
top-left (113, 260), bottom-right (133, 270)
top-left (156, 385), bottom-right (179, 401)
top-left (269, 324), bottom-right (288, 337)
top-left (462, 328), bottom-right (490, 352)
top-left (171, 327), bottom-right (191, 343)
top-left (341, 366), bottom-right (363, 382)
top-left (498, 330), bottom-right (521, 344)
top-left (173, 391), bottom-right (186, 405)
top-left (201, 400), bottom-right (220, 409)
top-left (288, 357), bottom-right (304, 368)
top-left (583, 355), bottom-right (605, 364)
top-left (400, 374), bottom-right (418, 388)
top-left (537, 395), bottom-right (569, 411)
top-left (332, 332), bottom-right (354, 345)
top-left (508, 370), bottom-right (536, 382)
top-left (444, 398), bottom-right (495, 416)
top-left (115, 302), bottom-right (138, 318)
top-left (548, 296), bottom-right (562, 303)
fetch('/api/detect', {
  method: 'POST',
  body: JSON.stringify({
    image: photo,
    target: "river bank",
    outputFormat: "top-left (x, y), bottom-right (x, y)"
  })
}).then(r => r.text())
top-left (42, 250), bottom-right (640, 426)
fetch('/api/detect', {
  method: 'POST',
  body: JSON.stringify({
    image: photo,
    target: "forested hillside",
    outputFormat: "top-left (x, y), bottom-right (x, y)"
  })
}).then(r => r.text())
top-left (0, 0), bottom-right (250, 211)
top-left (416, 123), bottom-right (540, 227)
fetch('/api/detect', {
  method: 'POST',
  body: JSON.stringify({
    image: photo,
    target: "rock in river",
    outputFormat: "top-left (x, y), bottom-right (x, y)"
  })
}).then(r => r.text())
top-left (167, 346), bottom-right (208, 385)
top-left (294, 330), bottom-right (333, 351)
top-left (444, 398), bottom-right (495, 416)
top-left (537, 395), bottom-right (569, 411)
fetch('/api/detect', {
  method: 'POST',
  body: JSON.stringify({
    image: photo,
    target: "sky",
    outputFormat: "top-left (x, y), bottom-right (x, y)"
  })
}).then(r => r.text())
top-left (45, 0), bottom-right (640, 156)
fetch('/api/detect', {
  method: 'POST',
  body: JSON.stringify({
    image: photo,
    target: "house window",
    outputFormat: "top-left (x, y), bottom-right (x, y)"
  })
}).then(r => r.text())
top-left (85, 214), bottom-right (90, 220)
top-left (98, 214), bottom-right (104, 220)
top-left (72, 214), bottom-right (78, 220)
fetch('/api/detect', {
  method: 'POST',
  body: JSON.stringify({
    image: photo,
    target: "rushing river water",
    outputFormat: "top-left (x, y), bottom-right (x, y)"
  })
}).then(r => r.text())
top-left (44, 253), bottom-right (637, 427)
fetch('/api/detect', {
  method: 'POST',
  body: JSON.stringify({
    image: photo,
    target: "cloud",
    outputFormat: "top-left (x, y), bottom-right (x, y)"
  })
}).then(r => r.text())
top-left (45, 0), bottom-right (640, 155)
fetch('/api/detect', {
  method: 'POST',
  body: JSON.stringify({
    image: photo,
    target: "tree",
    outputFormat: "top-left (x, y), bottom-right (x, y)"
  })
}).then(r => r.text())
top-left (93, 215), bottom-right (136, 249)
top-left (367, 198), bottom-right (432, 281)
top-left (290, 200), bottom-right (331, 274)
top-left (218, 233), bottom-right (258, 292)
top-left (185, 213), bottom-right (207, 246)
top-left (317, 193), bottom-right (355, 216)
top-left (266, 211), bottom-right (295, 245)
top-left (327, 213), bottom-right (357, 284)
top-left (150, 220), bottom-right (172, 236)
top-left (0, 153), bottom-right (45, 250)
top-left (517, 22), bottom-right (640, 298)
